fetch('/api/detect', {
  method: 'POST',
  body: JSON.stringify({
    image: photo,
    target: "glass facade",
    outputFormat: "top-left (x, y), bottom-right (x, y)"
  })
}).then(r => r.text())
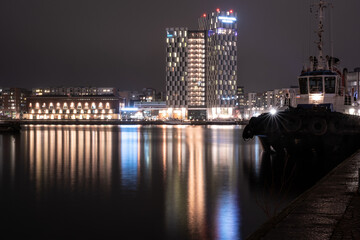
top-left (166, 10), bottom-right (238, 119)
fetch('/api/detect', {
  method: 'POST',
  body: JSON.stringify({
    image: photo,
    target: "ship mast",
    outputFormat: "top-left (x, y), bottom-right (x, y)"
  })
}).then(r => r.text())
top-left (315, 0), bottom-right (328, 70)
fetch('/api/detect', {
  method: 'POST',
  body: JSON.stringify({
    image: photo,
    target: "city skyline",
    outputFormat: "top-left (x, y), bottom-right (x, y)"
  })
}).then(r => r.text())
top-left (0, 0), bottom-right (359, 93)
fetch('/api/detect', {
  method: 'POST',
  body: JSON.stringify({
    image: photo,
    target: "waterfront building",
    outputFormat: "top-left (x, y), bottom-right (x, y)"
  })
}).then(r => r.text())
top-left (165, 27), bottom-right (188, 119)
top-left (118, 88), bottom-right (161, 107)
top-left (118, 90), bottom-right (139, 107)
top-left (241, 86), bottom-right (299, 119)
top-left (165, 9), bottom-right (238, 120)
top-left (187, 30), bottom-right (207, 120)
top-left (0, 88), bottom-right (30, 119)
top-left (346, 67), bottom-right (360, 101)
top-left (134, 101), bottom-right (167, 120)
top-left (32, 87), bottom-right (117, 96)
top-left (141, 88), bottom-right (157, 102)
top-left (236, 86), bottom-right (245, 107)
top-left (264, 90), bottom-right (274, 109)
top-left (199, 9), bottom-right (238, 119)
top-left (273, 87), bottom-right (298, 108)
top-left (247, 93), bottom-right (257, 109)
top-left (24, 95), bottom-right (122, 120)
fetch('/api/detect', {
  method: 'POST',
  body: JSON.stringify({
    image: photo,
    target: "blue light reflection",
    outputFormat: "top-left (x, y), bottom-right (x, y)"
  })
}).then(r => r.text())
top-left (217, 192), bottom-right (241, 240)
top-left (120, 127), bottom-right (139, 190)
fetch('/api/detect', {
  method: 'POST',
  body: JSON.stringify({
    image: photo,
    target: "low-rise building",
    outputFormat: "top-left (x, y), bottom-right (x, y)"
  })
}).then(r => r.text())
top-left (24, 95), bottom-right (123, 120)
top-left (32, 87), bottom-right (117, 96)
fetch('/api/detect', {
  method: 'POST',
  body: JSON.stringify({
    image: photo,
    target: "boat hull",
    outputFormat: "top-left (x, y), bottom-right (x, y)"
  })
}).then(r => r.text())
top-left (242, 108), bottom-right (360, 154)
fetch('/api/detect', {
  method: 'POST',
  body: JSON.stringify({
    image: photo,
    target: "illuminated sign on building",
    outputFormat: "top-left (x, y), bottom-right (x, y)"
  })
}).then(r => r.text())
top-left (167, 30), bottom-right (174, 38)
top-left (218, 16), bottom-right (237, 23)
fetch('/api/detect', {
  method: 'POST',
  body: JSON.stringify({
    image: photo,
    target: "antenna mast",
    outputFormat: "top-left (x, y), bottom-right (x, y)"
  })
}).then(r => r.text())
top-left (315, 0), bottom-right (328, 70)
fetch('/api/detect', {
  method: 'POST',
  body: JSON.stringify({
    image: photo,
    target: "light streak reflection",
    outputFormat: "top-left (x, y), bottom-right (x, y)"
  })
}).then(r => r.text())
top-left (24, 125), bottom-right (115, 198)
top-left (0, 125), bottom-right (270, 239)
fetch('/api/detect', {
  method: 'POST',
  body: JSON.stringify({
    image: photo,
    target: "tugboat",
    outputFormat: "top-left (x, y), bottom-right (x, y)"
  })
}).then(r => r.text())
top-left (242, 0), bottom-right (360, 154)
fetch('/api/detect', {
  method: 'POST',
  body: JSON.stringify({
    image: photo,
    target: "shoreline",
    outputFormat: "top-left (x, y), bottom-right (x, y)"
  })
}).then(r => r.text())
top-left (1, 119), bottom-right (249, 126)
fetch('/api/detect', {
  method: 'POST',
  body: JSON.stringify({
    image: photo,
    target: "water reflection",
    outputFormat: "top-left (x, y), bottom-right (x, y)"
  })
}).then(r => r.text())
top-left (120, 126), bottom-right (140, 190)
top-left (0, 124), bottom-right (306, 239)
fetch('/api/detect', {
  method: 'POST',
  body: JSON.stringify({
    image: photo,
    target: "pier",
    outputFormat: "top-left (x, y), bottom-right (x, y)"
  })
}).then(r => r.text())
top-left (247, 150), bottom-right (360, 239)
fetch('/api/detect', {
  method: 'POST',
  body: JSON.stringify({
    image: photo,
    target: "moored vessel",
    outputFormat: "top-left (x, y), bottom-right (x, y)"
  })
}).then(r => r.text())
top-left (243, 0), bottom-right (360, 154)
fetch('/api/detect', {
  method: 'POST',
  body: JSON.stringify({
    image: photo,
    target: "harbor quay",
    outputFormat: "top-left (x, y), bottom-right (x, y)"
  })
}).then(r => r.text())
top-left (246, 150), bottom-right (360, 240)
top-left (1, 119), bottom-right (249, 127)
top-left (0, 119), bottom-right (250, 133)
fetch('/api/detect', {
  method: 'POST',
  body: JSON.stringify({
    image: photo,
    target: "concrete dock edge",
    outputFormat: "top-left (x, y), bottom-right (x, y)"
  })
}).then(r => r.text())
top-left (246, 150), bottom-right (360, 240)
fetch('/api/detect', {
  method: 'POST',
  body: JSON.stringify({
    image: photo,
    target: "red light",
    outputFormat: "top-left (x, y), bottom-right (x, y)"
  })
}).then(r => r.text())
top-left (216, 8), bottom-right (220, 12)
top-left (203, 13), bottom-right (206, 17)
top-left (230, 9), bottom-right (233, 13)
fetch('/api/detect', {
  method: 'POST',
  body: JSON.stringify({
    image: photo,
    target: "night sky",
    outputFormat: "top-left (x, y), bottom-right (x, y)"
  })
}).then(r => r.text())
top-left (0, 0), bottom-right (359, 93)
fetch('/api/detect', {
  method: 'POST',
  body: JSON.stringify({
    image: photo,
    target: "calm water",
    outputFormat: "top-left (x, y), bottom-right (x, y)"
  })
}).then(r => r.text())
top-left (0, 125), bottom-right (341, 239)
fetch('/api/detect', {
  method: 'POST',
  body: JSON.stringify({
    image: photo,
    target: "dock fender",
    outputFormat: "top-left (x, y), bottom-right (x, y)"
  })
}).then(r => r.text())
top-left (308, 117), bottom-right (327, 136)
top-left (328, 118), bottom-right (344, 134)
top-left (281, 115), bottom-right (302, 133)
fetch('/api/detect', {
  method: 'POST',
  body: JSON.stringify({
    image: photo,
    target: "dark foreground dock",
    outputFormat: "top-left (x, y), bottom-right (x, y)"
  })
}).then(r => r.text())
top-left (247, 150), bottom-right (360, 240)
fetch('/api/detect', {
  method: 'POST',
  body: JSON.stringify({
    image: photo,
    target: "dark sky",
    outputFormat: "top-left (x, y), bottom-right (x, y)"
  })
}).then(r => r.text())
top-left (0, 0), bottom-right (359, 92)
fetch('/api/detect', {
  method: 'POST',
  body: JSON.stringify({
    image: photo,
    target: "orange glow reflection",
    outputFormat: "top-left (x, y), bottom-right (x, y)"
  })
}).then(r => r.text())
top-left (187, 127), bottom-right (207, 239)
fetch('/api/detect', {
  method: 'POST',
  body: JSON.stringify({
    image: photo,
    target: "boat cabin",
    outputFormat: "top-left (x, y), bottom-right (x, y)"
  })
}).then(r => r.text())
top-left (297, 70), bottom-right (346, 112)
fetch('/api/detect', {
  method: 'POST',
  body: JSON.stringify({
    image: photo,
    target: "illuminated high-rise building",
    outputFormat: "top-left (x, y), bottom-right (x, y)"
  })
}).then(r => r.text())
top-left (199, 9), bottom-right (238, 119)
top-left (165, 9), bottom-right (237, 120)
top-left (187, 30), bottom-right (207, 120)
top-left (165, 27), bottom-right (188, 119)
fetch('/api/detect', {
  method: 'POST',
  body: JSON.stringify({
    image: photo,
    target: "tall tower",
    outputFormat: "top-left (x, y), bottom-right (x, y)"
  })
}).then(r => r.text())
top-left (165, 28), bottom-right (188, 119)
top-left (165, 9), bottom-right (238, 120)
top-left (187, 30), bottom-right (207, 120)
top-left (199, 9), bottom-right (238, 119)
